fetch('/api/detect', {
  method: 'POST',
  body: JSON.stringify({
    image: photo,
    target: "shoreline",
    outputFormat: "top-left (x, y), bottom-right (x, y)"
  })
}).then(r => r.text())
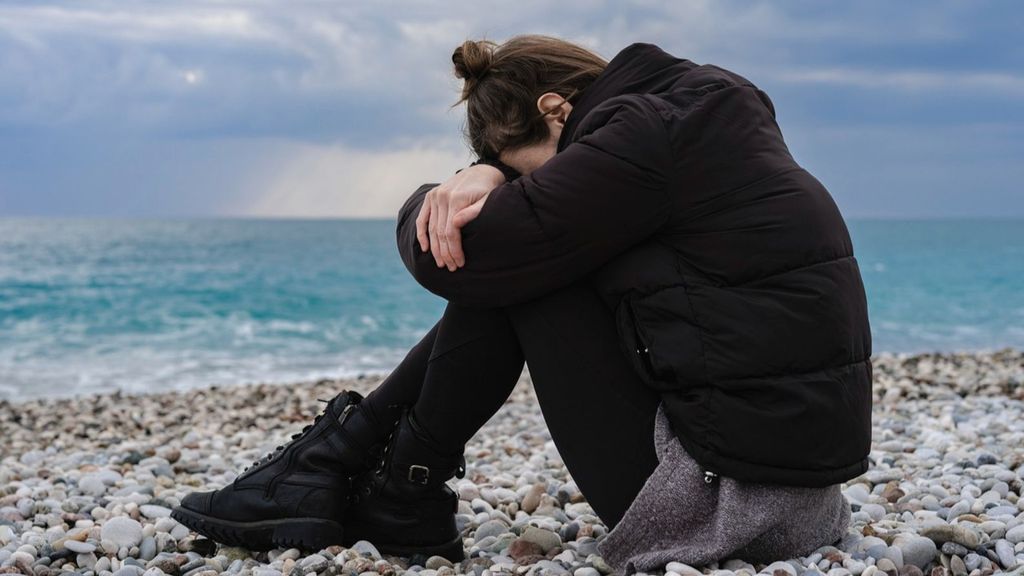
top-left (2, 347), bottom-right (1021, 407)
top-left (2, 349), bottom-right (1023, 576)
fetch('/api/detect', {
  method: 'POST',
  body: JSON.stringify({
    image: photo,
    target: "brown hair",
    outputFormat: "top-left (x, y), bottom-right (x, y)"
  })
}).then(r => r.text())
top-left (450, 34), bottom-right (608, 161)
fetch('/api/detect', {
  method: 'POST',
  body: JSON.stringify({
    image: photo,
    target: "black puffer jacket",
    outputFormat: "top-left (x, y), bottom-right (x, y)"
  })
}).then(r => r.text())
top-left (396, 42), bottom-right (872, 487)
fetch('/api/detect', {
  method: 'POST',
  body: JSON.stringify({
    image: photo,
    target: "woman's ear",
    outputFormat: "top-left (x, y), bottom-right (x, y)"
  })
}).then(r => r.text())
top-left (537, 92), bottom-right (572, 125)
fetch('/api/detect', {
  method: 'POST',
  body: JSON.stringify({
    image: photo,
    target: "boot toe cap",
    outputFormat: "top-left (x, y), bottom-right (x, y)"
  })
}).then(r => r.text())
top-left (179, 490), bottom-right (215, 514)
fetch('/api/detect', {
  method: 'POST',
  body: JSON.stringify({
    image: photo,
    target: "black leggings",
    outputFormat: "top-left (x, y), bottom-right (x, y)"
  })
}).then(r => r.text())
top-left (362, 279), bottom-right (661, 529)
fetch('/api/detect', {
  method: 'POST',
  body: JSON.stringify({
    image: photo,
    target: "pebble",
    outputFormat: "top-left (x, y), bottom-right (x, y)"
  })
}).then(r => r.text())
top-left (0, 353), bottom-right (1022, 576)
top-left (940, 542), bottom-right (968, 557)
top-left (138, 536), bottom-right (157, 561)
top-left (920, 524), bottom-right (980, 548)
top-left (474, 519), bottom-right (509, 541)
top-left (139, 505), bottom-right (172, 519)
top-left (350, 540), bottom-right (382, 560)
top-left (666, 562), bottom-right (706, 576)
top-left (102, 517), bottom-right (144, 547)
top-left (891, 534), bottom-right (937, 569)
top-left (425, 556), bottom-right (453, 570)
top-left (860, 504), bottom-right (886, 522)
top-left (949, 555), bottom-right (967, 576)
top-left (995, 539), bottom-right (1018, 568)
top-left (299, 554), bottom-right (329, 573)
top-left (64, 540), bottom-right (97, 554)
top-left (519, 526), bottom-right (561, 552)
top-left (521, 483), bottom-right (546, 514)
top-left (589, 555), bottom-right (613, 574)
top-left (508, 538), bottom-right (544, 560)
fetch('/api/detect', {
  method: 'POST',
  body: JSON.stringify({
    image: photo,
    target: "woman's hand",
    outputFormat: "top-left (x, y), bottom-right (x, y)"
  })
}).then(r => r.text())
top-left (416, 163), bottom-right (505, 270)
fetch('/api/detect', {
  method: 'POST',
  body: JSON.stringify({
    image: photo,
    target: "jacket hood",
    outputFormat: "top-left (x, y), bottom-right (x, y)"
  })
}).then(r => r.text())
top-left (557, 42), bottom-right (697, 153)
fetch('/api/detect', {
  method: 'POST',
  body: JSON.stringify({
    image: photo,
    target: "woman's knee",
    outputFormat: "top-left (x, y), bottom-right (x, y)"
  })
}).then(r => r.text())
top-left (429, 302), bottom-right (519, 362)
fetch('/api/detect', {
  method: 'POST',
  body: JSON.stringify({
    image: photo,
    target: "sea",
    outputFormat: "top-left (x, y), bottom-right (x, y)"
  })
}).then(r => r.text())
top-left (1, 218), bottom-right (1022, 400)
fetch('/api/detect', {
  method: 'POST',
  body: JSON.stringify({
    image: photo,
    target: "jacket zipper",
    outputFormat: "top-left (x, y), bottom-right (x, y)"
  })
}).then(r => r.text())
top-left (627, 297), bottom-right (715, 485)
top-left (627, 300), bottom-right (657, 378)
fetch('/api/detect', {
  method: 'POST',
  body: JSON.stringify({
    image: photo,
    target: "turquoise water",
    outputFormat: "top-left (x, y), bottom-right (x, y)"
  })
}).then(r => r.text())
top-left (1, 218), bottom-right (1022, 400)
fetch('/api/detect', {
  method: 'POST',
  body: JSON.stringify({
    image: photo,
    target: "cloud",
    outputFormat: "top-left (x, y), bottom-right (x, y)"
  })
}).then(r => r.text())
top-left (0, 5), bottom-right (275, 43)
top-left (777, 67), bottom-right (1024, 94)
top-left (784, 122), bottom-right (1024, 218)
top-left (242, 139), bottom-right (471, 218)
top-left (0, 0), bottom-right (1021, 217)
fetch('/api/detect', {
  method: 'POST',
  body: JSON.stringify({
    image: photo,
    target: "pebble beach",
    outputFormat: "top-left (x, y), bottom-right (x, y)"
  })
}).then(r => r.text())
top-left (2, 350), bottom-right (1024, 576)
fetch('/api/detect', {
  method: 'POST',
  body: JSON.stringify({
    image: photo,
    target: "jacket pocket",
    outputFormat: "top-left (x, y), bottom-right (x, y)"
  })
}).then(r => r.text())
top-left (626, 297), bottom-right (661, 382)
top-left (619, 285), bottom-right (707, 390)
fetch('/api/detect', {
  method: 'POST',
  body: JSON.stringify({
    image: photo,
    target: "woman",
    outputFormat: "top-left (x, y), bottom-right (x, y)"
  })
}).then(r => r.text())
top-left (172, 35), bottom-right (872, 573)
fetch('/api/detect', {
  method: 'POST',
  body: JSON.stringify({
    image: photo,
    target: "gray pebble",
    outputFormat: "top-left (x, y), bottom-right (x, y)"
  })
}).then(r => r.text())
top-left (574, 537), bottom-right (598, 557)
top-left (995, 539), bottom-right (1018, 568)
top-left (77, 552), bottom-right (98, 569)
top-left (424, 556), bottom-right (453, 570)
top-left (941, 541), bottom-right (969, 557)
top-left (535, 559), bottom-right (570, 576)
top-left (299, 554), bottom-right (328, 573)
top-left (180, 557), bottom-right (206, 573)
top-left (138, 537), bottom-right (157, 561)
top-left (865, 545), bottom-right (889, 560)
top-left (764, 561), bottom-right (798, 576)
top-left (519, 526), bottom-right (561, 553)
top-left (891, 534), bottom-right (936, 569)
top-left (861, 504), bottom-right (886, 522)
top-left (963, 553), bottom-right (982, 572)
top-left (876, 558), bottom-right (897, 574)
top-left (65, 540), bottom-right (97, 554)
top-left (350, 540), bottom-right (382, 560)
top-left (949, 555), bottom-right (967, 576)
top-left (474, 519), bottom-right (508, 541)
top-left (101, 517), bottom-right (144, 548)
top-left (139, 505), bottom-right (172, 519)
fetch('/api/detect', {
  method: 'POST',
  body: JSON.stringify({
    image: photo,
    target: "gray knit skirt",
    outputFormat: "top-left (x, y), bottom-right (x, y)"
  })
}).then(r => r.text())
top-left (596, 403), bottom-right (852, 575)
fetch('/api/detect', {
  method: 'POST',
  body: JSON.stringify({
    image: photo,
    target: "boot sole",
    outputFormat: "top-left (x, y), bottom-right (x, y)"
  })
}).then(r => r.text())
top-left (171, 506), bottom-right (344, 551)
top-left (342, 526), bottom-right (465, 562)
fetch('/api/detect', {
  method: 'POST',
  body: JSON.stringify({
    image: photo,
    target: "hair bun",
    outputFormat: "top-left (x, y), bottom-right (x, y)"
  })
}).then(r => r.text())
top-left (452, 39), bottom-right (498, 81)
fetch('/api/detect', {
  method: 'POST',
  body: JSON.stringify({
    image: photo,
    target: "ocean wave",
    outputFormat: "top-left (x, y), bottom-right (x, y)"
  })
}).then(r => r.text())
top-left (2, 218), bottom-right (1023, 401)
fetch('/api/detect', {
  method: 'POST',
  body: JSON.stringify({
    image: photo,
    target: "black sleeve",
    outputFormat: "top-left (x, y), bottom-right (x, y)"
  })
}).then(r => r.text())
top-left (396, 94), bottom-right (674, 308)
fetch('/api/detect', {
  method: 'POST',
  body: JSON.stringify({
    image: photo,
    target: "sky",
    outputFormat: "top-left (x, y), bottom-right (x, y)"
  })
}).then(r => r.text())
top-left (0, 1), bottom-right (1021, 219)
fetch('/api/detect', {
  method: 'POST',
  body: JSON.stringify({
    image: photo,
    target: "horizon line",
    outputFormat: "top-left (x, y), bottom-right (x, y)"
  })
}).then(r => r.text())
top-left (2, 214), bottom-right (1024, 222)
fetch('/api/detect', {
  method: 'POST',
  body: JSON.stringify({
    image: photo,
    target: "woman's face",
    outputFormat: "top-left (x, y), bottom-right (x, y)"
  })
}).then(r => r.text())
top-left (498, 93), bottom-right (573, 176)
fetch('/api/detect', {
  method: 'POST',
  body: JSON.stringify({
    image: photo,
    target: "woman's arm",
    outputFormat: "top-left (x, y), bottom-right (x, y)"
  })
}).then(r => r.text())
top-left (397, 94), bottom-right (674, 308)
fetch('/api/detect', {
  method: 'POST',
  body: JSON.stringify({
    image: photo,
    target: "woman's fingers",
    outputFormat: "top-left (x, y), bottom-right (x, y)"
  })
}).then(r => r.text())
top-left (415, 189), bottom-right (433, 252)
top-left (427, 191), bottom-right (444, 268)
top-left (419, 174), bottom-right (494, 271)
top-left (451, 196), bottom-right (486, 229)
top-left (435, 193), bottom-right (456, 271)
top-left (446, 213), bottom-right (464, 268)
top-left (449, 196), bottom-right (488, 267)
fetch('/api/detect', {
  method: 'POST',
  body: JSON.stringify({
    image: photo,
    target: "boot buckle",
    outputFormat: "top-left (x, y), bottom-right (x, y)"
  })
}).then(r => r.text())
top-left (408, 464), bottom-right (430, 484)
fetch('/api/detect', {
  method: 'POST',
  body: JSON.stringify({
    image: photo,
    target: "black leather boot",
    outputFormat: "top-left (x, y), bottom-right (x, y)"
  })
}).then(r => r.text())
top-left (344, 406), bottom-right (467, 561)
top-left (171, 389), bottom-right (392, 550)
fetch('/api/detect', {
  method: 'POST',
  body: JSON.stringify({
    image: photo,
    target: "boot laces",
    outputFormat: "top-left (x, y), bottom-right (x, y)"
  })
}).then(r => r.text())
top-left (350, 418), bottom-right (398, 504)
top-left (242, 397), bottom-right (333, 473)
